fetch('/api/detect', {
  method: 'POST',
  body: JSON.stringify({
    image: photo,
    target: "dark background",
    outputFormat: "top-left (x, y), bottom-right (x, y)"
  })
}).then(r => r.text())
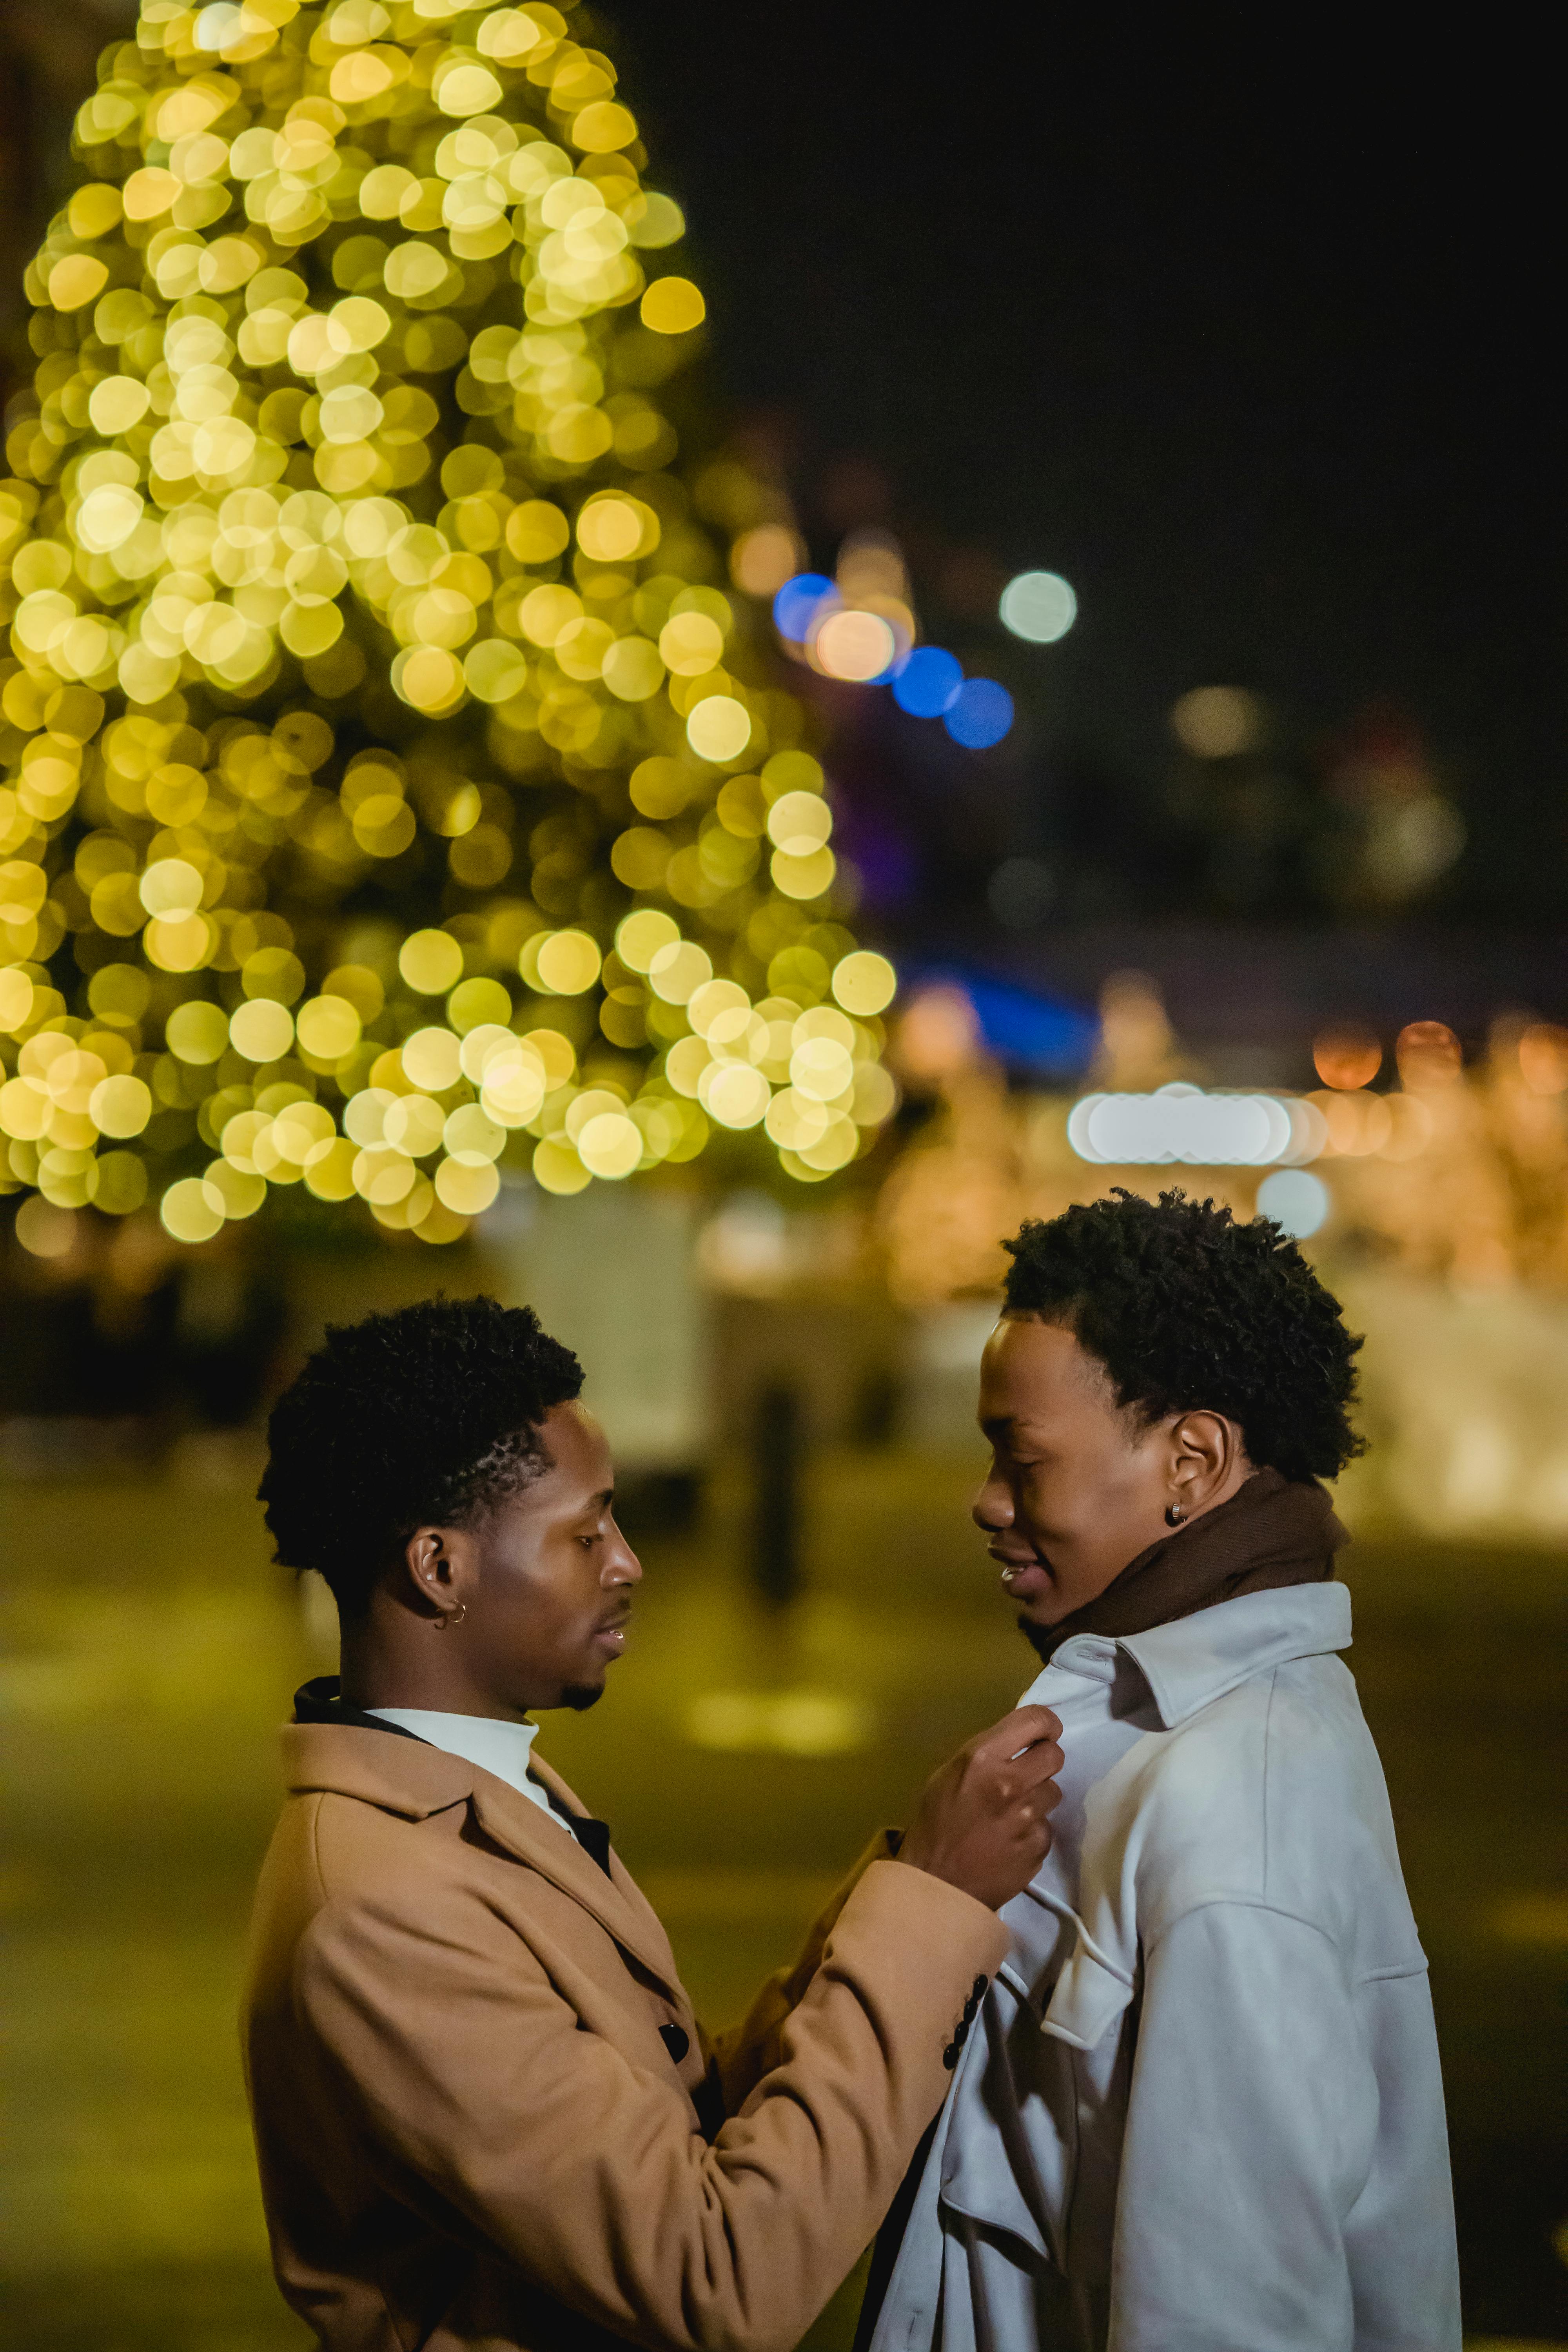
top-left (612, 5), bottom-right (1560, 934)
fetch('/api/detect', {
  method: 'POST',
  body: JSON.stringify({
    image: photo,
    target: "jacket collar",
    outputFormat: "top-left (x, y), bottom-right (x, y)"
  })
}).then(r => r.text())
top-left (1047, 1581), bottom-right (1353, 1730)
top-left (281, 1689), bottom-right (683, 1998)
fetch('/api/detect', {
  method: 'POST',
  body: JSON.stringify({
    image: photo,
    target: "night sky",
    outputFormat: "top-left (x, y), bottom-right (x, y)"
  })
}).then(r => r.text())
top-left (614, 7), bottom-right (1558, 925)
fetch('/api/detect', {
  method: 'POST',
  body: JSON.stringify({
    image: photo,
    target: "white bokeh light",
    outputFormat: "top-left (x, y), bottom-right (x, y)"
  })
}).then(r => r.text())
top-left (999, 570), bottom-right (1077, 644)
top-left (1067, 1083), bottom-right (1306, 1167)
top-left (1256, 1168), bottom-right (1331, 1237)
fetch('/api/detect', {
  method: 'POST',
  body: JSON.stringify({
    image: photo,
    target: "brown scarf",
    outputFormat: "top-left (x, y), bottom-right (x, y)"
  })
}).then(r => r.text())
top-left (1034, 1465), bottom-right (1348, 1660)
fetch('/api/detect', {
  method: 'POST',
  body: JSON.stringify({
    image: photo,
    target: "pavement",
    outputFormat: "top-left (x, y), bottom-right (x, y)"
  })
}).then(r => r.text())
top-left (2, 1444), bottom-right (1564, 2349)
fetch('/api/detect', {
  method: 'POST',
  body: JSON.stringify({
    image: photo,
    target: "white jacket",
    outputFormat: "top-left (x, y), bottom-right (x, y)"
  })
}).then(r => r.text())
top-left (867, 1584), bottom-right (1461, 2352)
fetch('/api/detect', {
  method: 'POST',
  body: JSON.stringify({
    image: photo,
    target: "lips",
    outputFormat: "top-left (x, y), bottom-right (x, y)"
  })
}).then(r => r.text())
top-left (990, 1550), bottom-right (1053, 1605)
top-left (593, 1613), bottom-right (631, 1654)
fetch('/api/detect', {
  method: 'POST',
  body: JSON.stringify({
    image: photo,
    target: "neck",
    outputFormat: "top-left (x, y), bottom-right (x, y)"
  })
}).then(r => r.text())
top-left (337, 1612), bottom-right (530, 1722)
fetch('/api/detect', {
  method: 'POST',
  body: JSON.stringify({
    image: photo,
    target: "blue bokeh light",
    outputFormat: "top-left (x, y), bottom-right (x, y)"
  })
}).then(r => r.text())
top-left (891, 645), bottom-right (963, 717)
top-left (944, 677), bottom-right (1014, 749)
top-left (771, 573), bottom-right (835, 642)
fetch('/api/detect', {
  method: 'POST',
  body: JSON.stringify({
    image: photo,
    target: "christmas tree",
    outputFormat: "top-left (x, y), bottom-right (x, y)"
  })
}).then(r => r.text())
top-left (0, 0), bottom-right (898, 1249)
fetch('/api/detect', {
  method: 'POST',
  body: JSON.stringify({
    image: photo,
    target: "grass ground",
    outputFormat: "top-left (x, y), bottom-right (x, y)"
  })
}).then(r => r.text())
top-left (2, 1447), bottom-right (1565, 2348)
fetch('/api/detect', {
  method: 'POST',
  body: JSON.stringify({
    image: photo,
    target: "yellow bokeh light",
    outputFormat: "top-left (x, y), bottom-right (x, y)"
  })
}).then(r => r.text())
top-left (382, 1093), bottom-right (446, 1158)
top-left (576, 498), bottom-right (644, 563)
top-left (795, 1110), bottom-right (859, 1173)
top-left (699, 1062), bottom-right (770, 1130)
top-left (87, 1074), bottom-right (152, 1138)
top-left (649, 940), bottom-right (712, 1005)
top-left (765, 1087), bottom-right (830, 1151)
top-left (295, 994), bottom-right (363, 1060)
top-left (767, 791), bottom-right (833, 854)
top-left (506, 501), bottom-right (572, 563)
top-left (402, 1025), bottom-right (463, 1092)
top-left (771, 844), bottom-right (837, 900)
top-left (831, 950), bottom-right (897, 1016)
top-left (92, 1152), bottom-right (149, 1216)
top-left (616, 909), bottom-right (681, 973)
top-left (687, 696), bottom-right (752, 764)
top-left (481, 1053), bottom-right (546, 1129)
top-left (572, 101), bottom-right (639, 155)
top-left (576, 1109), bottom-right (643, 1178)
top-left (399, 930), bottom-right (466, 995)
top-left (229, 998), bottom-right (295, 1063)
top-left (160, 1174), bottom-right (225, 1245)
top-left (434, 1154), bottom-right (500, 1214)
top-left (448, 977), bottom-right (513, 1034)
top-left (15, 1196), bottom-right (78, 1258)
top-left (443, 1103), bottom-right (506, 1165)
top-left (641, 277), bottom-right (706, 334)
top-left (533, 1137), bottom-right (592, 1195)
top-left (140, 858), bottom-right (205, 920)
top-left (534, 930), bottom-right (602, 995)
top-left (659, 611), bottom-right (725, 675)
top-left (0, 971), bottom-right (35, 1033)
top-left (206, 1157), bottom-right (268, 1220)
top-left (165, 1000), bottom-right (230, 1065)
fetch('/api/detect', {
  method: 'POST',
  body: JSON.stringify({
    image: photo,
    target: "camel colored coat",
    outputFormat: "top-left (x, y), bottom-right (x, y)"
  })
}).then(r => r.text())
top-left (241, 1721), bottom-right (1007, 2352)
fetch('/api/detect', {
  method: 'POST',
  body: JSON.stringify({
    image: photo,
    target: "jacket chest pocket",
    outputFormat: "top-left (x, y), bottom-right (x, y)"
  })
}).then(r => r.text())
top-left (1040, 1933), bottom-right (1135, 2053)
top-left (936, 1969), bottom-right (1079, 2271)
top-left (937, 1934), bottom-right (1139, 2276)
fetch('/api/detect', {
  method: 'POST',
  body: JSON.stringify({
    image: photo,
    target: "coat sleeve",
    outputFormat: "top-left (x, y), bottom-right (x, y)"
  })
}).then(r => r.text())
top-left (295, 1854), bottom-right (1003, 2352)
top-left (707, 1829), bottom-right (903, 2115)
top-left (1107, 1901), bottom-right (1381, 2352)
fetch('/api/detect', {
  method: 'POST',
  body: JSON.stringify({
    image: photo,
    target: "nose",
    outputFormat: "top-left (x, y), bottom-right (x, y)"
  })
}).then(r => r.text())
top-left (972, 1460), bottom-right (1013, 1536)
top-left (603, 1519), bottom-right (643, 1588)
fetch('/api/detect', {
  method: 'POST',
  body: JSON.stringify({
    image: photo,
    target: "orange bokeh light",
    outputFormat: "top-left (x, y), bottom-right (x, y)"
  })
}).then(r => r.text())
top-left (1396, 1021), bottom-right (1462, 1087)
top-left (1518, 1024), bottom-right (1568, 1095)
top-left (1313, 1026), bottom-right (1382, 1091)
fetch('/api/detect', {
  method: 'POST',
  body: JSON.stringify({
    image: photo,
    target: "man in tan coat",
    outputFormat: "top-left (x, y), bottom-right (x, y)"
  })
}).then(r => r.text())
top-left (244, 1296), bottom-right (1062, 2352)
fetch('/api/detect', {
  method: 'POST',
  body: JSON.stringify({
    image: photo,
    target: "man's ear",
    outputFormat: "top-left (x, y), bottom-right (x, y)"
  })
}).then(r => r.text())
top-left (399, 1524), bottom-right (472, 1623)
top-left (1168, 1410), bottom-right (1249, 1514)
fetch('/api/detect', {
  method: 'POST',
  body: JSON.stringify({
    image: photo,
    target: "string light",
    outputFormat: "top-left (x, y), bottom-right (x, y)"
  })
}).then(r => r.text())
top-left (1, 0), bottom-right (903, 1243)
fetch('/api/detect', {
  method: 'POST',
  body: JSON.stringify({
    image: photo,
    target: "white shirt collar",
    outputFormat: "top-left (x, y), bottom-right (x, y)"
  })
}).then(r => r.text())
top-left (365, 1707), bottom-right (574, 1833)
top-left (1025, 1582), bottom-right (1353, 1729)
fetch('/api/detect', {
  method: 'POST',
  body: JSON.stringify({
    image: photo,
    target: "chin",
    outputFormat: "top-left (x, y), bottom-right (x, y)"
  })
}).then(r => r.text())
top-left (560, 1681), bottom-right (605, 1713)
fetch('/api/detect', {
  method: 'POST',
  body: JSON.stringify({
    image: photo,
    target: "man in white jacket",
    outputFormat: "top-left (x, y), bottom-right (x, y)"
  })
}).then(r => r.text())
top-left (861, 1188), bottom-right (1461, 2352)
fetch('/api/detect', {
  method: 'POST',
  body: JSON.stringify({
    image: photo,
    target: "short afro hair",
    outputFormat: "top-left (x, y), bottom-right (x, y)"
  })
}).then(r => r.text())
top-left (1001, 1189), bottom-right (1363, 1482)
top-left (258, 1295), bottom-right (583, 1613)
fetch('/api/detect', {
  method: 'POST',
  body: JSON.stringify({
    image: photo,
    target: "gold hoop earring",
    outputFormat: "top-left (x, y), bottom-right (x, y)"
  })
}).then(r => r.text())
top-left (433, 1601), bottom-right (468, 1630)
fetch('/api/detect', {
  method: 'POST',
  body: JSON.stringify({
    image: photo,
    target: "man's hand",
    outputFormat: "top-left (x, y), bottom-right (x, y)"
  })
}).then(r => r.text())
top-left (899, 1706), bottom-right (1063, 1911)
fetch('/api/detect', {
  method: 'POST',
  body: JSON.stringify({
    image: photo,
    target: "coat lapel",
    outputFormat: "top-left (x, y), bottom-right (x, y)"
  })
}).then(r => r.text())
top-left (526, 1749), bottom-right (685, 1995)
top-left (283, 1721), bottom-right (682, 1996)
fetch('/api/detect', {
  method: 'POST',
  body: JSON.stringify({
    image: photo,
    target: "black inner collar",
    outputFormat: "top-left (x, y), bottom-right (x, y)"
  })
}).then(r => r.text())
top-left (292, 1676), bottom-right (614, 1877)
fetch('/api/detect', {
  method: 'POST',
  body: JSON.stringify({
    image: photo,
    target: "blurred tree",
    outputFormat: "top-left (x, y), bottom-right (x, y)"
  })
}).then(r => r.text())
top-left (0, 0), bottom-right (899, 1254)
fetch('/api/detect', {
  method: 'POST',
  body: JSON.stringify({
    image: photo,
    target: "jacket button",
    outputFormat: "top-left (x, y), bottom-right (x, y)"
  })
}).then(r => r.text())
top-left (941, 2040), bottom-right (960, 2070)
top-left (658, 2022), bottom-right (690, 2065)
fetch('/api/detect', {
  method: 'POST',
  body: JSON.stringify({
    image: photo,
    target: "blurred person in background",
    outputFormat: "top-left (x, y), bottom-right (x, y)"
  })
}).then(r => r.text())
top-left (242, 1296), bottom-right (1064, 2352)
top-left (860, 1191), bottom-right (1460, 2352)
